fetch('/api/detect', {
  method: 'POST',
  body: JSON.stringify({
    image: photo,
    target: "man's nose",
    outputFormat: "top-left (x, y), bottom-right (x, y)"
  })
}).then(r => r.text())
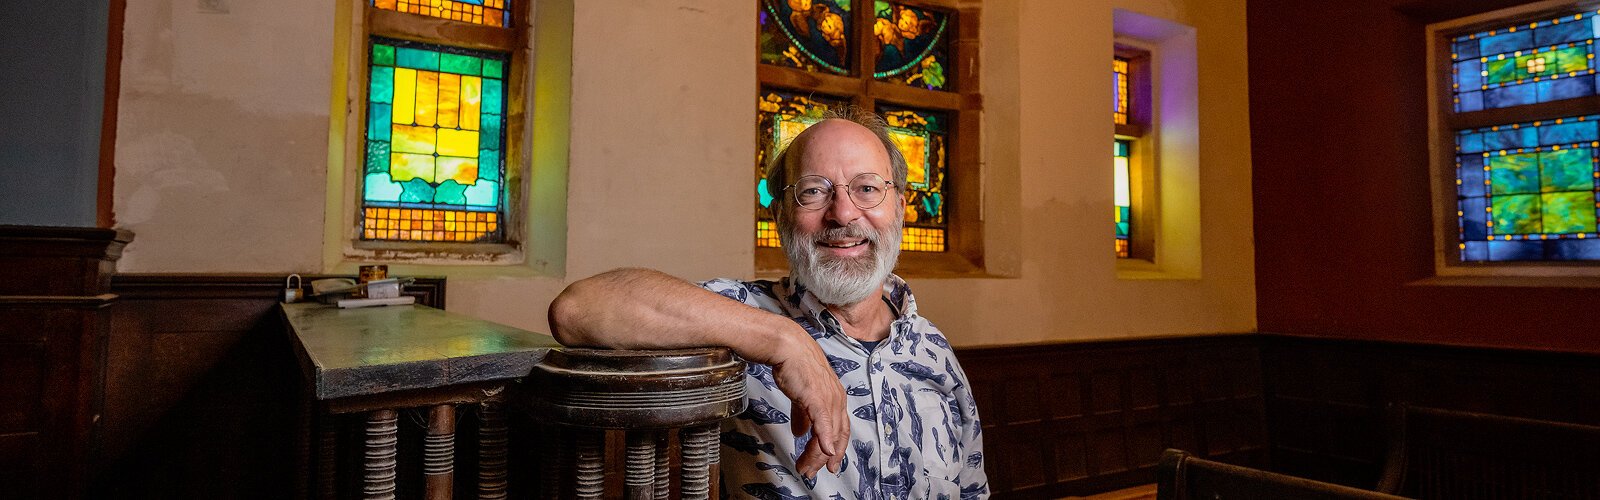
top-left (824, 186), bottom-right (862, 225)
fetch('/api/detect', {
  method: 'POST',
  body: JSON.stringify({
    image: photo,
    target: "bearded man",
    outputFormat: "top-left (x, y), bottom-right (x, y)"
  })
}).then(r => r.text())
top-left (549, 108), bottom-right (988, 499)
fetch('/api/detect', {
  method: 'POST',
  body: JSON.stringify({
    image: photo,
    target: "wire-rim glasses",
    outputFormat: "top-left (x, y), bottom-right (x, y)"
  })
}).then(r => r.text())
top-left (783, 173), bottom-right (897, 211)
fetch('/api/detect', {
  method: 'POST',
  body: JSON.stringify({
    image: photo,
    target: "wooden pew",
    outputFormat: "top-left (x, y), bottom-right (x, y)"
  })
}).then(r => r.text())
top-left (1157, 449), bottom-right (1407, 500)
top-left (1376, 405), bottom-right (1600, 499)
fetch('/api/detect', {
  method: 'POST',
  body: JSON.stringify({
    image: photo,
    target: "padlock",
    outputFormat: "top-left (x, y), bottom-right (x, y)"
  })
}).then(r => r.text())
top-left (284, 274), bottom-right (304, 303)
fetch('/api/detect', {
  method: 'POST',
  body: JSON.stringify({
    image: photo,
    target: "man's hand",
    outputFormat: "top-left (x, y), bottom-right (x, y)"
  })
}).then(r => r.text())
top-left (768, 332), bottom-right (849, 479)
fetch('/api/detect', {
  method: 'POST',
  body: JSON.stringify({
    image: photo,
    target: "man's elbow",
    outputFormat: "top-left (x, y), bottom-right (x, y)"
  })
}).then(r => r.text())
top-left (547, 283), bottom-right (589, 346)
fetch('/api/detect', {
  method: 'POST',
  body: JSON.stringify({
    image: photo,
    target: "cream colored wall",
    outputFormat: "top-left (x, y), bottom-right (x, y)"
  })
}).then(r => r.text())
top-left (112, 0), bottom-right (1254, 346)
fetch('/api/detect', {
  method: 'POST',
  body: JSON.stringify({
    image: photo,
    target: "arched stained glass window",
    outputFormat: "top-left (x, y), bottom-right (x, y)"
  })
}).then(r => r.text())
top-left (754, 0), bottom-right (981, 273)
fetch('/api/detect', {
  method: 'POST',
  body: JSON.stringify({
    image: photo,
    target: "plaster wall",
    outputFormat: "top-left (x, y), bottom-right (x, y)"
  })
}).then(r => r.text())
top-left (112, 0), bottom-right (1255, 346)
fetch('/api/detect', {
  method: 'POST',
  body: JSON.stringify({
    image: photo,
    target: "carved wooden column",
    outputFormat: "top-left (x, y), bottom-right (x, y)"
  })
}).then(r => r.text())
top-left (522, 348), bottom-right (746, 500)
top-left (477, 401), bottom-right (509, 500)
top-left (363, 409), bottom-right (399, 500)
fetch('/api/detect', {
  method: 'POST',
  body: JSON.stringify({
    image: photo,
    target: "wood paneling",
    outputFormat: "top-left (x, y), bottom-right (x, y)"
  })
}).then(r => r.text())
top-left (93, 274), bottom-right (444, 499)
top-left (1260, 334), bottom-right (1600, 489)
top-left (958, 335), bottom-right (1267, 499)
top-left (0, 226), bottom-right (131, 500)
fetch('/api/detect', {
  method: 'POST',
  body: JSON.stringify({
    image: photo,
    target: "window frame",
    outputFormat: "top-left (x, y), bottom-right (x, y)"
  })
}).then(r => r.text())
top-left (1116, 44), bottom-right (1157, 262)
top-left (754, 0), bottom-right (985, 277)
top-left (334, 0), bottom-right (534, 265)
top-left (1426, 0), bottom-right (1600, 280)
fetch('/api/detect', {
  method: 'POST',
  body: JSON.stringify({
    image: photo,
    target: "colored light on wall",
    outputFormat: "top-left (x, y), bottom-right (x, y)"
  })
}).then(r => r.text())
top-left (363, 38), bottom-right (507, 243)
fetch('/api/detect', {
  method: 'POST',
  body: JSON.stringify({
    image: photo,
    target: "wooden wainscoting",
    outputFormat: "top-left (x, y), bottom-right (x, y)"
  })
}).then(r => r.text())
top-left (94, 274), bottom-right (444, 499)
top-left (957, 334), bottom-right (1268, 499)
top-left (1260, 334), bottom-right (1600, 489)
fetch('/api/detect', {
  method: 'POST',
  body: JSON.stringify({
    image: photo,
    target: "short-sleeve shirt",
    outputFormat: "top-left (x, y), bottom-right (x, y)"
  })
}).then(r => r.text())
top-left (698, 274), bottom-right (989, 500)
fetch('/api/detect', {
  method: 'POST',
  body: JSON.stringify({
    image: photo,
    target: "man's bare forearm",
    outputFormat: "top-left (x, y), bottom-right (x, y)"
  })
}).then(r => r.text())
top-left (548, 268), bottom-right (802, 363)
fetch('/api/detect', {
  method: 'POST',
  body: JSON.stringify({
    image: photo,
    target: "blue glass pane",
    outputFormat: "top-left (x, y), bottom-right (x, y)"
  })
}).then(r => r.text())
top-left (1458, 91), bottom-right (1484, 112)
top-left (1539, 77), bottom-right (1595, 102)
top-left (1478, 31), bottom-right (1533, 56)
top-left (1460, 132), bottom-right (1485, 153)
top-left (1487, 240), bottom-right (1543, 260)
top-left (1538, 120), bottom-right (1599, 145)
top-left (1454, 39), bottom-right (1480, 59)
top-left (1485, 83), bottom-right (1537, 108)
top-left (1535, 19), bottom-right (1591, 45)
top-left (1462, 240), bottom-right (1489, 260)
top-left (1460, 157), bottom-right (1487, 197)
top-left (1461, 196), bottom-right (1488, 240)
top-left (1548, 238), bottom-right (1600, 259)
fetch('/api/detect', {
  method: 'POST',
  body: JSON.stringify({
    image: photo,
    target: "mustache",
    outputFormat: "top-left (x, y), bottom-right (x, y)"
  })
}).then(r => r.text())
top-left (804, 224), bottom-right (879, 247)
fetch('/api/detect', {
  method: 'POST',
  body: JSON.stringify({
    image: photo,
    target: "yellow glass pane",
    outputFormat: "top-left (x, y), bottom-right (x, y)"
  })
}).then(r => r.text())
top-left (437, 73), bottom-right (460, 129)
top-left (415, 70), bottom-right (439, 127)
top-left (391, 124), bottom-right (437, 154)
top-left (461, 76), bottom-right (481, 131)
top-left (392, 68), bottom-right (416, 125)
top-left (436, 156), bottom-right (480, 186)
top-left (391, 153), bottom-right (437, 183)
top-left (889, 131), bottom-right (928, 185)
top-left (375, 0), bottom-right (396, 8)
top-left (437, 128), bottom-right (480, 157)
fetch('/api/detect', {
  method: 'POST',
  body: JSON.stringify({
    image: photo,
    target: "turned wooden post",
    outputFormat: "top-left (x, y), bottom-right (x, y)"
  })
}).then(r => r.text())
top-left (522, 348), bottom-right (746, 500)
top-left (422, 405), bottom-right (456, 500)
top-left (477, 401), bottom-right (510, 500)
top-left (364, 409), bottom-right (400, 500)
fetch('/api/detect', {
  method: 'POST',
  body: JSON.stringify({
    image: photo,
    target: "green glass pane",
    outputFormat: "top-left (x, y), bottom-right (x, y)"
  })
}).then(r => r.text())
top-left (396, 47), bottom-right (440, 71)
top-left (440, 53), bottom-right (481, 76)
top-left (481, 79), bottom-right (503, 115)
top-left (372, 44), bottom-right (396, 67)
top-left (366, 104), bottom-right (391, 140)
top-left (400, 178), bottom-right (436, 203)
top-left (365, 140), bottom-right (390, 174)
top-left (1489, 153), bottom-right (1541, 194)
top-left (1542, 191), bottom-right (1598, 233)
top-left (463, 180), bottom-right (499, 207)
top-left (482, 59), bottom-right (503, 78)
top-left (1492, 194), bottom-right (1543, 234)
top-left (370, 67), bottom-right (394, 104)
top-left (480, 114), bottom-right (501, 150)
top-left (1556, 46), bottom-right (1590, 74)
top-left (1514, 53), bottom-right (1553, 78)
top-left (1540, 148), bottom-right (1595, 192)
top-left (364, 173), bottom-right (403, 202)
top-left (478, 149), bottom-right (500, 182)
top-left (1485, 58), bottom-right (1518, 85)
top-left (434, 180), bottom-right (468, 205)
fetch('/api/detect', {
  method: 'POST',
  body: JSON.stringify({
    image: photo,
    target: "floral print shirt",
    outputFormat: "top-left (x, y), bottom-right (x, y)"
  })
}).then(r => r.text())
top-left (699, 275), bottom-right (988, 500)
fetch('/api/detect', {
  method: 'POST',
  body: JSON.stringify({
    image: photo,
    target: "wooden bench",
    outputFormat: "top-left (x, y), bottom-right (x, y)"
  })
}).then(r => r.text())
top-left (1157, 449), bottom-right (1406, 500)
top-left (1377, 405), bottom-right (1600, 499)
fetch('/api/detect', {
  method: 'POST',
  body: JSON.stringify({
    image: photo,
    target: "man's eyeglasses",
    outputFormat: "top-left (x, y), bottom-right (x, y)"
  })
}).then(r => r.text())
top-left (782, 173), bottom-right (897, 211)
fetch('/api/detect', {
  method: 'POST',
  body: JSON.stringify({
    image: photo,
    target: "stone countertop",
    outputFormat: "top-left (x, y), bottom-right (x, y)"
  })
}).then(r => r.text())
top-left (281, 302), bottom-right (562, 400)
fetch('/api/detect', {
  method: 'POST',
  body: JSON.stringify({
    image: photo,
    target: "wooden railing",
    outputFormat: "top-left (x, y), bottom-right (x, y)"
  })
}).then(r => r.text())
top-left (281, 303), bottom-right (745, 500)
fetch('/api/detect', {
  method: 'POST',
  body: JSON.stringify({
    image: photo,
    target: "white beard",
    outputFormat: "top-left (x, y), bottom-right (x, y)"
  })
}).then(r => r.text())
top-left (780, 218), bottom-right (902, 306)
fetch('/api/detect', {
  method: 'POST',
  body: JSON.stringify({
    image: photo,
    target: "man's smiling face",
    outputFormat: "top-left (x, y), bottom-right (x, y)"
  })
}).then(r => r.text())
top-left (779, 119), bottom-right (904, 306)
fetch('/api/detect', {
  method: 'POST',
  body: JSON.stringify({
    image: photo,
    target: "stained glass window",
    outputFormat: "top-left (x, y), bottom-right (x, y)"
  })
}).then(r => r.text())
top-left (1114, 58), bottom-right (1130, 125)
top-left (362, 38), bottom-right (507, 242)
top-left (1451, 11), bottom-right (1600, 112)
top-left (372, 0), bottom-right (511, 27)
top-left (881, 105), bottom-right (948, 252)
top-left (873, 1), bottom-right (952, 91)
top-left (756, 89), bottom-right (849, 248)
top-left (1115, 139), bottom-right (1132, 258)
top-left (1455, 114), bottom-right (1600, 261)
top-left (759, 0), bottom-right (852, 75)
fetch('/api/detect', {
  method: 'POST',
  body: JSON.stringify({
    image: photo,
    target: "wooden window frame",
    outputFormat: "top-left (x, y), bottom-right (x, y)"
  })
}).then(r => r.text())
top-left (755, 0), bottom-right (985, 277)
top-left (1116, 45), bottom-right (1157, 262)
top-left (1425, 0), bottom-right (1600, 281)
top-left (337, 0), bottom-right (534, 264)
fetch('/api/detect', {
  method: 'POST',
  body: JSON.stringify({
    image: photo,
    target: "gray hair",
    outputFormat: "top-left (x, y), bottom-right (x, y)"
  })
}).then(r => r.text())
top-left (763, 106), bottom-right (909, 215)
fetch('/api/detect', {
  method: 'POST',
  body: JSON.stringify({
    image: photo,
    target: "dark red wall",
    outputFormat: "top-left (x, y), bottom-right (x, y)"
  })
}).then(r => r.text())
top-left (1249, 0), bottom-right (1600, 353)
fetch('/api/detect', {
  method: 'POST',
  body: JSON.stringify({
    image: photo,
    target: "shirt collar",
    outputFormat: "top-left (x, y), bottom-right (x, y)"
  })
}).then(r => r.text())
top-left (781, 274), bottom-right (918, 340)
